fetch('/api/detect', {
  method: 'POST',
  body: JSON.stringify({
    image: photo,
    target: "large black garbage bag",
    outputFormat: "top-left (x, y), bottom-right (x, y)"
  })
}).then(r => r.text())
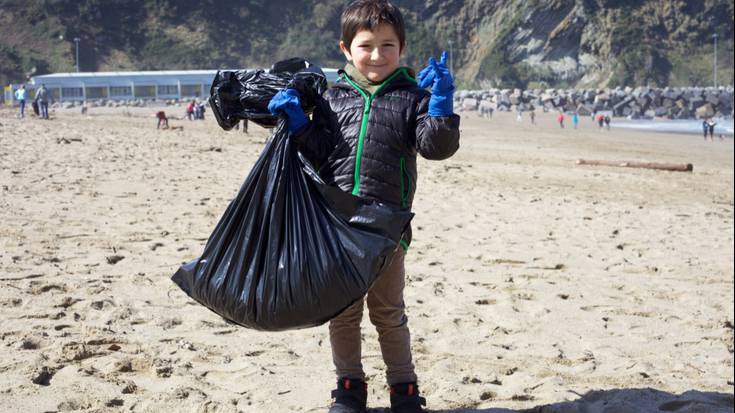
top-left (209, 58), bottom-right (327, 130)
top-left (172, 62), bottom-right (413, 331)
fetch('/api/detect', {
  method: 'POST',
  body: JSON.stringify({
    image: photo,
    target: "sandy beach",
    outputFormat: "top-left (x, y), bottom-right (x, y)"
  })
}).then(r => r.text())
top-left (1, 106), bottom-right (733, 412)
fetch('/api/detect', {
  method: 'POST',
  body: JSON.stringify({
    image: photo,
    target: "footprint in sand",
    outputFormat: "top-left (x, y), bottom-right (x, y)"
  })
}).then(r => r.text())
top-left (90, 299), bottom-right (116, 310)
top-left (28, 363), bottom-right (58, 386)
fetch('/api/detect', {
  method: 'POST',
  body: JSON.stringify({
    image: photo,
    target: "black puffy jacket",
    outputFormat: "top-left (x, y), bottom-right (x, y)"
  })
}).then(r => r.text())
top-left (294, 66), bottom-right (460, 217)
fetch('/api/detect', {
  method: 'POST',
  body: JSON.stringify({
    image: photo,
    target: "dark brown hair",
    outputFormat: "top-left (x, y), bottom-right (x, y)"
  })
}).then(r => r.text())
top-left (341, 0), bottom-right (406, 52)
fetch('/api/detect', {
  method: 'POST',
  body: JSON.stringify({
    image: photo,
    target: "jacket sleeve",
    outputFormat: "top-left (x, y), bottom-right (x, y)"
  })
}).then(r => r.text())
top-left (290, 98), bottom-right (340, 167)
top-left (415, 94), bottom-right (460, 160)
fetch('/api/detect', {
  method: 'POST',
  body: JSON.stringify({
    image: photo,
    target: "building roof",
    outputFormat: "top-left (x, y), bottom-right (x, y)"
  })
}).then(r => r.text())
top-left (30, 68), bottom-right (340, 87)
top-left (33, 70), bottom-right (224, 78)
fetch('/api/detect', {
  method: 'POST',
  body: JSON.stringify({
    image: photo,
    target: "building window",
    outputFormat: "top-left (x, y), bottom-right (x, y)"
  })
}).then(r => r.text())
top-left (180, 84), bottom-right (202, 97)
top-left (134, 85), bottom-right (155, 98)
top-left (109, 86), bottom-right (132, 97)
top-left (158, 84), bottom-right (178, 95)
top-left (61, 87), bottom-right (84, 98)
top-left (85, 87), bottom-right (108, 99)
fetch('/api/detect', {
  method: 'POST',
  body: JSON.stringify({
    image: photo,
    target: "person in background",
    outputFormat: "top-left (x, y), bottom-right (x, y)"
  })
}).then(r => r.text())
top-left (233, 118), bottom-right (249, 133)
top-left (186, 100), bottom-right (195, 120)
top-left (604, 115), bottom-right (611, 131)
top-left (702, 118), bottom-right (709, 140)
top-left (572, 112), bottom-right (579, 129)
top-left (597, 114), bottom-right (605, 130)
top-left (156, 111), bottom-right (169, 129)
top-left (557, 111), bottom-right (565, 128)
top-left (197, 101), bottom-right (206, 120)
top-left (15, 84), bottom-right (27, 119)
top-left (35, 84), bottom-right (50, 119)
top-left (478, 100), bottom-right (493, 118)
top-left (707, 119), bottom-right (716, 141)
top-left (529, 109), bottom-right (535, 124)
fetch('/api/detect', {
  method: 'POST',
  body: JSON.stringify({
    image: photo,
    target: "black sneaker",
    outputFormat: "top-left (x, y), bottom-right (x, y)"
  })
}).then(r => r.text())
top-left (390, 382), bottom-right (426, 413)
top-left (329, 378), bottom-right (368, 413)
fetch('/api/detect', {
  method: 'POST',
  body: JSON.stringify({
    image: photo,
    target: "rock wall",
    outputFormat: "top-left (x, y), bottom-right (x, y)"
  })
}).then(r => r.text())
top-left (456, 86), bottom-right (735, 119)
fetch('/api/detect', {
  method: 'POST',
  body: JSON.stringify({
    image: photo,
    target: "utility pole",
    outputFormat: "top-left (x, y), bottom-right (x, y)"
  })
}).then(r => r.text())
top-left (448, 39), bottom-right (454, 76)
top-left (74, 37), bottom-right (81, 72)
top-left (713, 33), bottom-right (718, 88)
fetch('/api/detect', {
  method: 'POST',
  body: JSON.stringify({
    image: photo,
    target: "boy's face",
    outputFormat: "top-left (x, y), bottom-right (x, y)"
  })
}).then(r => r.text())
top-left (340, 23), bottom-right (402, 83)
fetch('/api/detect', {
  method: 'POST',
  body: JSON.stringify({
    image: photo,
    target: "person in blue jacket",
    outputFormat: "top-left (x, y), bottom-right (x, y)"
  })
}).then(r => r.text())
top-left (268, 1), bottom-right (460, 412)
top-left (15, 84), bottom-right (27, 119)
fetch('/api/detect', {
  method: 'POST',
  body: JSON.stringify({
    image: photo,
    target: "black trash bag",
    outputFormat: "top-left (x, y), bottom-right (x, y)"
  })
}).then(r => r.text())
top-left (172, 66), bottom-right (413, 331)
top-left (209, 58), bottom-right (327, 130)
top-left (270, 57), bottom-right (310, 73)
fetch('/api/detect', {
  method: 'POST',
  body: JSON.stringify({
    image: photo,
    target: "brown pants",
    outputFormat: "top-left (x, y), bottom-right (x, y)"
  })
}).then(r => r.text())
top-left (329, 248), bottom-right (417, 385)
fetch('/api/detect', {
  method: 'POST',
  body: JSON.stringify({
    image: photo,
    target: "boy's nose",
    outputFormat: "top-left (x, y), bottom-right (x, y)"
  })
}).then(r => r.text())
top-left (370, 48), bottom-right (382, 61)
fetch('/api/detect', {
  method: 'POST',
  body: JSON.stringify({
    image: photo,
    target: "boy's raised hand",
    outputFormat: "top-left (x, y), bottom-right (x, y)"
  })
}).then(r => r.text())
top-left (416, 51), bottom-right (455, 116)
top-left (268, 89), bottom-right (309, 133)
top-left (417, 51), bottom-right (454, 91)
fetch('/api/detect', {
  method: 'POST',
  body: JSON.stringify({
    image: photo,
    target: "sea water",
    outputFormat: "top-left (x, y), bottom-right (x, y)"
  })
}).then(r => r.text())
top-left (614, 118), bottom-right (734, 136)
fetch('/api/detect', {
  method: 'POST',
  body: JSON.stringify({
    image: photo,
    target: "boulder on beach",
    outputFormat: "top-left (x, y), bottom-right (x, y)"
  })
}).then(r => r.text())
top-left (461, 98), bottom-right (478, 111)
top-left (576, 104), bottom-right (593, 116)
top-left (695, 103), bottom-right (715, 119)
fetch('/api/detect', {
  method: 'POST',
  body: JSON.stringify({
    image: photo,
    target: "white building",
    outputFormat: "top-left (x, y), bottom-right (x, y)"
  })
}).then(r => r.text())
top-left (4, 68), bottom-right (339, 104)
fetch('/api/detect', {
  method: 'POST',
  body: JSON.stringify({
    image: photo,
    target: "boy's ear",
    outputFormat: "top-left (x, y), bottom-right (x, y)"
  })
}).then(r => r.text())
top-left (339, 41), bottom-right (352, 61)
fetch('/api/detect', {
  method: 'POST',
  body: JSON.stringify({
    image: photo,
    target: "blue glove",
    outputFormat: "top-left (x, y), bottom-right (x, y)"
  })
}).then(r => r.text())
top-left (416, 51), bottom-right (455, 116)
top-left (267, 89), bottom-right (309, 133)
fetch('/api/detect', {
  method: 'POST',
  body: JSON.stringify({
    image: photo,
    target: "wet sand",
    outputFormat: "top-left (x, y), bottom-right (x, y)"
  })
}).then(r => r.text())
top-left (1, 106), bottom-right (733, 412)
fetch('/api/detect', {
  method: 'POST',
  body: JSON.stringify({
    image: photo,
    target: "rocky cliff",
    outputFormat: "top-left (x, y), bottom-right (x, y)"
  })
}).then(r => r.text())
top-left (1, 0), bottom-right (732, 88)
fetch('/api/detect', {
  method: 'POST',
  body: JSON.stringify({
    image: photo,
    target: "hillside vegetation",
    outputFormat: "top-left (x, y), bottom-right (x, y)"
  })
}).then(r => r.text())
top-left (1, 0), bottom-right (732, 88)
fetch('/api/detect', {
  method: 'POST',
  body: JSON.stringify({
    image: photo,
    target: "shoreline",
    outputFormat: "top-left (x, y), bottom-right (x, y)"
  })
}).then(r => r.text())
top-left (613, 118), bottom-right (734, 136)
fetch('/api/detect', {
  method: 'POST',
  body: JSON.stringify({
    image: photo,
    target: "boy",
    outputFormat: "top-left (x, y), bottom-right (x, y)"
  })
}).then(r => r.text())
top-left (268, 1), bottom-right (459, 412)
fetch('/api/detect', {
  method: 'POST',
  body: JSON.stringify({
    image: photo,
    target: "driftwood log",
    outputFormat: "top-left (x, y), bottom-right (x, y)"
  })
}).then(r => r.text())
top-left (576, 159), bottom-right (693, 172)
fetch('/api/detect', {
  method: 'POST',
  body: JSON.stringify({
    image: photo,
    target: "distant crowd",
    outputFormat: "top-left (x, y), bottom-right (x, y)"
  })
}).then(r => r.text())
top-left (479, 106), bottom-right (613, 131)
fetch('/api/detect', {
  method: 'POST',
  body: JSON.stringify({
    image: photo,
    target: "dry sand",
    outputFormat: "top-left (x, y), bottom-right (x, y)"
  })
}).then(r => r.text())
top-left (1, 106), bottom-right (733, 412)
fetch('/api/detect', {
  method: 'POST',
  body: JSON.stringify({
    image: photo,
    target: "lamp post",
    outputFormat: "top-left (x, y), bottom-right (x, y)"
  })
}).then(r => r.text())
top-left (448, 39), bottom-right (454, 76)
top-left (712, 33), bottom-right (718, 88)
top-left (74, 37), bottom-right (81, 72)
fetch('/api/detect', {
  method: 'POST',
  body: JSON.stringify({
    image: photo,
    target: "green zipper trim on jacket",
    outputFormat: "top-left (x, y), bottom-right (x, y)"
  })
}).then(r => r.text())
top-left (342, 68), bottom-right (411, 196)
top-left (399, 239), bottom-right (409, 251)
